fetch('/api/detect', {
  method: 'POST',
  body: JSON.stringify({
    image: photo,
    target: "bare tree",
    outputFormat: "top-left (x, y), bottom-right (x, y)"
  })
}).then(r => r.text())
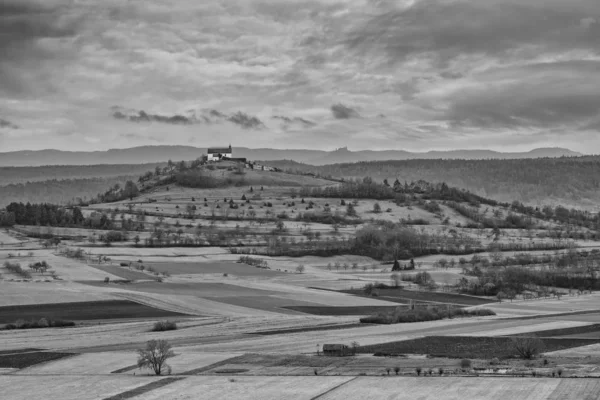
top-left (513, 337), bottom-right (544, 359)
top-left (137, 339), bottom-right (176, 375)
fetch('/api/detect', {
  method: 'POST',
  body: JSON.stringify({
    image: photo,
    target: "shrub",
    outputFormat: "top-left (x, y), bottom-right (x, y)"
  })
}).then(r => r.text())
top-left (394, 366), bottom-right (400, 375)
top-left (460, 359), bottom-right (472, 369)
top-left (152, 321), bottom-right (178, 332)
top-left (416, 367), bottom-right (422, 376)
top-left (438, 367), bottom-right (444, 375)
top-left (104, 277), bottom-right (110, 283)
top-left (489, 357), bottom-right (500, 365)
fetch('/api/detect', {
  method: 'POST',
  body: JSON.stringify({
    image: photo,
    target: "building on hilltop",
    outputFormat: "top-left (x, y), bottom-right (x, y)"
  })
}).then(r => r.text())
top-left (207, 144), bottom-right (232, 161)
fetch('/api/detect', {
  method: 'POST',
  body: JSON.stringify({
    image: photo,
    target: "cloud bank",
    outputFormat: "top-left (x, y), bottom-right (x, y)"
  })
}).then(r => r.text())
top-left (1, 0), bottom-right (600, 152)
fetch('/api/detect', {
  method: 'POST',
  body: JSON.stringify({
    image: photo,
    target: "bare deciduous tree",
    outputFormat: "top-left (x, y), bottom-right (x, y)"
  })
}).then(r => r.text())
top-left (137, 339), bottom-right (175, 375)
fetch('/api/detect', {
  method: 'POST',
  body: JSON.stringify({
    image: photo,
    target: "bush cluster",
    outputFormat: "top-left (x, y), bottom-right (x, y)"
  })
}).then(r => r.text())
top-left (3, 262), bottom-right (32, 279)
top-left (152, 321), bottom-right (178, 332)
top-left (4, 318), bottom-right (75, 330)
top-left (360, 306), bottom-right (495, 324)
top-left (238, 256), bottom-right (269, 268)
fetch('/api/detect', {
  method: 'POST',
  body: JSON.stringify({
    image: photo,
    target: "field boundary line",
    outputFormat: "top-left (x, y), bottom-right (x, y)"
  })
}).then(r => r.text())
top-left (102, 377), bottom-right (184, 400)
top-left (310, 376), bottom-right (358, 400)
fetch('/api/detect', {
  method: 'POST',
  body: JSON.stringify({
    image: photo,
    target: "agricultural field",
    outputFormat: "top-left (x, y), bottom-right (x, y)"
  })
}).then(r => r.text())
top-left (0, 300), bottom-right (192, 324)
top-left (3, 163), bottom-right (600, 397)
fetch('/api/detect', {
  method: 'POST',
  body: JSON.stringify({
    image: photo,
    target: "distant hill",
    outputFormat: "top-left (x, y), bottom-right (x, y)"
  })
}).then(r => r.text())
top-left (0, 146), bottom-right (582, 167)
top-left (264, 158), bottom-right (600, 209)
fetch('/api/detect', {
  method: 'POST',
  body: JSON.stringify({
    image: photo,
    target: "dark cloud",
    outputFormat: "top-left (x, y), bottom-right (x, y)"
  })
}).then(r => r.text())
top-left (111, 107), bottom-right (265, 130)
top-left (442, 60), bottom-right (600, 130)
top-left (272, 115), bottom-right (317, 130)
top-left (113, 109), bottom-right (193, 125)
top-left (331, 103), bottom-right (361, 119)
top-left (0, 0), bottom-right (81, 96)
top-left (0, 118), bottom-right (18, 129)
top-left (345, 0), bottom-right (600, 66)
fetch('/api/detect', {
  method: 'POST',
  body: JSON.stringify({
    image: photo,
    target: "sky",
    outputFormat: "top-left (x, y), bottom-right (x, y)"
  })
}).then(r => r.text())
top-left (1, 0), bottom-right (600, 152)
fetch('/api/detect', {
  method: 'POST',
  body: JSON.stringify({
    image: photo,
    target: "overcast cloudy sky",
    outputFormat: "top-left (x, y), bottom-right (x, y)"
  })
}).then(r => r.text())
top-left (1, 0), bottom-right (600, 152)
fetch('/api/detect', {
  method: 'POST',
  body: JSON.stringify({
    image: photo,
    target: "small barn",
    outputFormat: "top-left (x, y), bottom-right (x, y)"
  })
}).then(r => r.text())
top-left (323, 344), bottom-right (351, 357)
top-left (207, 145), bottom-right (232, 161)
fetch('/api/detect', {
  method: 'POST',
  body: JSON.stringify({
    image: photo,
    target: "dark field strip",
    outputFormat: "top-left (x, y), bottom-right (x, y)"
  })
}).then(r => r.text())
top-left (505, 323), bottom-right (600, 338)
top-left (0, 351), bottom-right (75, 369)
top-left (284, 306), bottom-right (400, 316)
top-left (111, 365), bottom-right (139, 374)
top-left (0, 300), bottom-right (191, 324)
top-left (357, 336), bottom-right (600, 359)
top-left (340, 288), bottom-right (492, 306)
top-left (248, 322), bottom-right (364, 335)
top-left (499, 309), bottom-right (600, 321)
top-left (0, 348), bottom-right (42, 355)
top-left (179, 356), bottom-right (243, 375)
top-left (102, 377), bottom-right (184, 400)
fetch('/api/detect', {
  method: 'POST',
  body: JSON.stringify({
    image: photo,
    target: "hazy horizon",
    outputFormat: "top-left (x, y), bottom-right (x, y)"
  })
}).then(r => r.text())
top-left (2, 0), bottom-right (600, 153)
top-left (0, 144), bottom-right (586, 155)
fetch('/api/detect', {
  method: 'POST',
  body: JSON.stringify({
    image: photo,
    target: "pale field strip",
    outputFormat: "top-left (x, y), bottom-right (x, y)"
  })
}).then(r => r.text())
top-left (212, 278), bottom-right (401, 307)
top-left (109, 290), bottom-right (287, 317)
top-left (124, 375), bottom-right (355, 400)
top-left (0, 281), bottom-right (114, 306)
top-left (0, 230), bottom-right (23, 244)
top-left (485, 294), bottom-right (600, 316)
top-left (2, 376), bottom-right (600, 400)
top-left (14, 351), bottom-right (242, 376)
top-left (0, 375), bottom-right (160, 400)
top-left (318, 377), bottom-right (562, 400)
top-left (16, 351), bottom-right (136, 375)
top-left (545, 343), bottom-right (600, 357)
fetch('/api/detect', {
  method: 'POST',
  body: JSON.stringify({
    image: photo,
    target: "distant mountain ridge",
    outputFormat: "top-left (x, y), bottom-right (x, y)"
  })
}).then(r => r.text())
top-left (0, 146), bottom-right (582, 167)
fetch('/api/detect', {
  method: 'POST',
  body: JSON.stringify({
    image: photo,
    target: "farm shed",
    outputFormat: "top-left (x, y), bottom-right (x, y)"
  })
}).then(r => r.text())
top-left (323, 344), bottom-right (351, 357)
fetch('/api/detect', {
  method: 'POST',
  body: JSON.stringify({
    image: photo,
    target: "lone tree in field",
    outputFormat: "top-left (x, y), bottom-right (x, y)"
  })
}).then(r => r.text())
top-left (513, 337), bottom-right (544, 359)
top-left (373, 202), bottom-right (381, 213)
top-left (137, 339), bottom-right (175, 375)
